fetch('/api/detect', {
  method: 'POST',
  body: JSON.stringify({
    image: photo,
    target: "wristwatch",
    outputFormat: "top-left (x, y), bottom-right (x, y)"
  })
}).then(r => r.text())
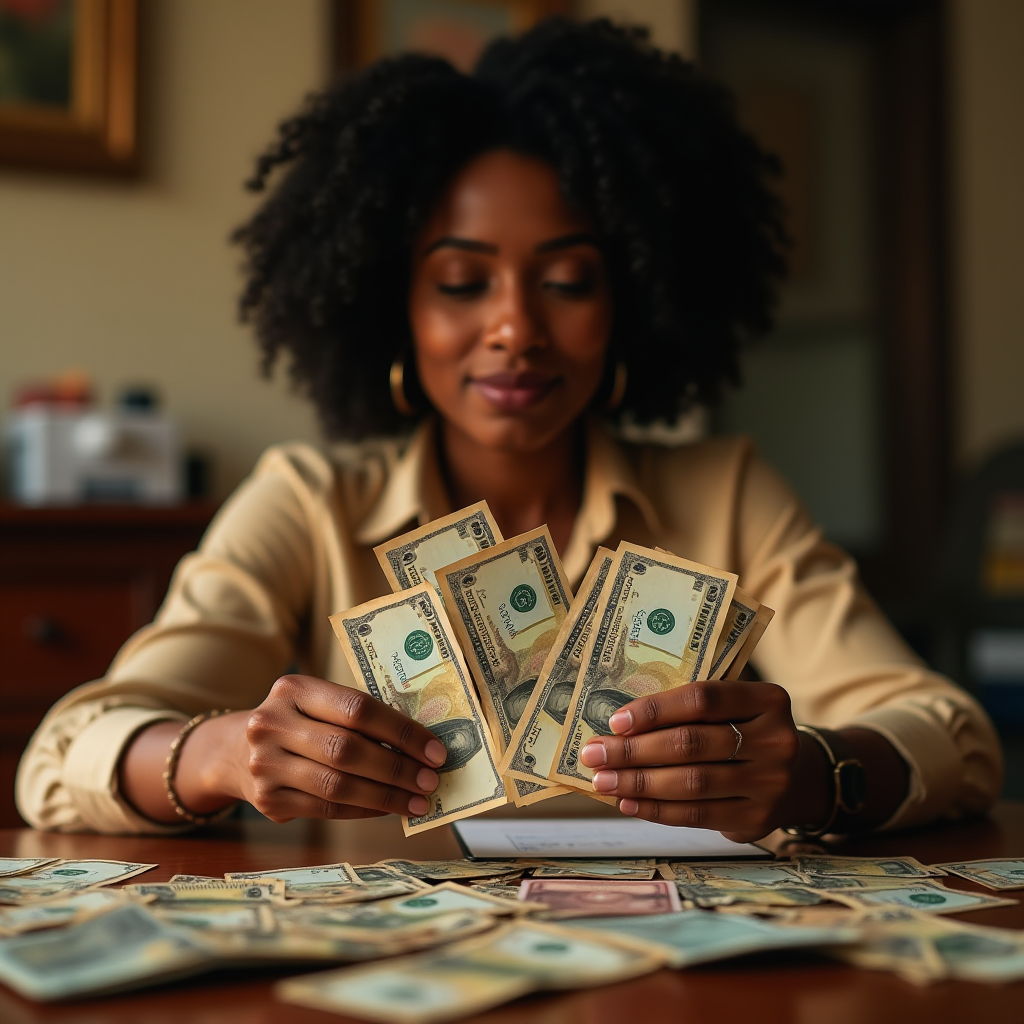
top-left (784, 725), bottom-right (866, 838)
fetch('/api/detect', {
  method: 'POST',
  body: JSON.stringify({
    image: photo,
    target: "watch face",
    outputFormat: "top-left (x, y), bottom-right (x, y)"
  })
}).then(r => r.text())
top-left (837, 760), bottom-right (867, 814)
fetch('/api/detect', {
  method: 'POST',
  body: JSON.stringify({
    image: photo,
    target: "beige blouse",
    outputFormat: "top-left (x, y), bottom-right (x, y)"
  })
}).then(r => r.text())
top-left (15, 419), bottom-right (1003, 834)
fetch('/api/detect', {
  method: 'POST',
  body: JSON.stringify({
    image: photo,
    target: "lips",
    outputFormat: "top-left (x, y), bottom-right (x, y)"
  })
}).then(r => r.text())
top-left (471, 371), bottom-right (559, 412)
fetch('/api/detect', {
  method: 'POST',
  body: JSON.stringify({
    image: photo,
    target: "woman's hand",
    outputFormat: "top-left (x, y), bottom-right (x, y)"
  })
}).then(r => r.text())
top-left (578, 680), bottom-right (831, 843)
top-left (121, 674), bottom-right (448, 825)
top-left (235, 674), bottom-right (448, 822)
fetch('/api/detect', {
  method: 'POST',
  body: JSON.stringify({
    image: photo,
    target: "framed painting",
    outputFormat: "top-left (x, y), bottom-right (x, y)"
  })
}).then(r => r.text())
top-left (0, 0), bottom-right (138, 175)
top-left (333, 0), bottom-right (571, 74)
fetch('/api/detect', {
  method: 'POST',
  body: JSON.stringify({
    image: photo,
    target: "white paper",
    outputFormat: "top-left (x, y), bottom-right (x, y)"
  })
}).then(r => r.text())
top-left (453, 818), bottom-right (765, 859)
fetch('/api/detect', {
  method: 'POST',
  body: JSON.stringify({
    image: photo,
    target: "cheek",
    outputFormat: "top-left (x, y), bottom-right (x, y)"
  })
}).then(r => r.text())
top-left (552, 299), bottom-right (612, 370)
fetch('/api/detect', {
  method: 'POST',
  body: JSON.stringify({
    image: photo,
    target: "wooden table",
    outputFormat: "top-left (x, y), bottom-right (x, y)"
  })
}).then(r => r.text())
top-left (3, 803), bottom-right (1024, 1024)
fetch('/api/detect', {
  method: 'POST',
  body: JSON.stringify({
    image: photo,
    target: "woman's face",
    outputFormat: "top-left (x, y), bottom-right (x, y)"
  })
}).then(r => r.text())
top-left (409, 149), bottom-right (612, 453)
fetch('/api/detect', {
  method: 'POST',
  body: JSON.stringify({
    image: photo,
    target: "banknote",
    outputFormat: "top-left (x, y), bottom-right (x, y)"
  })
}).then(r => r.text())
top-left (0, 859), bottom-right (157, 904)
top-left (531, 860), bottom-right (657, 880)
top-left (225, 862), bottom-right (358, 898)
top-left (277, 919), bottom-right (663, 1024)
top-left (276, 883), bottom-right (532, 934)
top-left (0, 889), bottom-right (128, 936)
top-left (707, 587), bottom-right (761, 679)
top-left (0, 903), bottom-right (210, 1000)
top-left (935, 858), bottom-right (1024, 891)
top-left (468, 883), bottom-right (523, 902)
top-left (794, 856), bottom-right (946, 879)
top-left (331, 583), bottom-right (507, 834)
top-left (662, 861), bottom-right (810, 888)
top-left (551, 543), bottom-right (737, 791)
top-left (827, 913), bottom-right (948, 985)
top-left (830, 880), bottom-right (1018, 915)
top-left (519, 878), bottom-right (682, 918)
top-left (673, 880), bottom-right (828, 908)
top-left (269, 908), bottom-right (497, 961)
top-left (375, 502), bottom-right (503, 596)
top-left (500, 548), bottom-right (614, 793)
top-left (123, 881), bottom-right (288, 903)
top-left (0, 858), bottom-right (58, 879)
top-left (377, 859), bottom-right (526, 882)
top-left (573, 908), bottom-right (860, 968)
top-left (436, 526), bottom-right (573, 805)
top-left (722, 601), bottom-right (775, 680)
top-left (152, 904), bottom-right (277, 933)
top-left (168, 874), bottom-right (223, 885)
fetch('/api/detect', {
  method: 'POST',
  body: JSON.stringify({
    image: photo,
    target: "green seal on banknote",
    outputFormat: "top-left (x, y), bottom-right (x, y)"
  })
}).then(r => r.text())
top-left (510, 584), bottom-right (537, 613)
top-left (647, 609), bottom-right (676, 635)
top-left (404, 630), bottom-right (434, 661)
top-left (909, 893), bottom-right (947, 905)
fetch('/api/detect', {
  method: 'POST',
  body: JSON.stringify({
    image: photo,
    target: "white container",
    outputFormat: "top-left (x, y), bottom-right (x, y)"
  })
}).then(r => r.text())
top-left (5, 406), bottom-right (183, 505)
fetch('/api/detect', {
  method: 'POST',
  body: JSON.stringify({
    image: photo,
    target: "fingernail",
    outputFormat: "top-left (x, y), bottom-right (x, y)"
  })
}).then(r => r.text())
top-left (425, 739), bottom-right (447, 766)
top-left (580, 742), bottom-right (607, 768)
top-left (408, 795), bottom-right (430, 816)
top-left (416, 767), bottom-right (439, 792)
top-left (619, 798), bottom-right (639, 816)
top-left (609, 710), bottom-right (633, 734)
top-left (592, 769), bottom-right (618, 793)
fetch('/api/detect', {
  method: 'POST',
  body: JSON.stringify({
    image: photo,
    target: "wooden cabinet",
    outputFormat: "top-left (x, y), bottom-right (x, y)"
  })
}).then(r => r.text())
top-left (0, 503), bottom-right (216, 826)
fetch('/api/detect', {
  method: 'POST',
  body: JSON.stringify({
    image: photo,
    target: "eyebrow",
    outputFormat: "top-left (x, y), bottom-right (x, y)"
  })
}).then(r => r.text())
top-left (422, 232), bottom-right (600, 257)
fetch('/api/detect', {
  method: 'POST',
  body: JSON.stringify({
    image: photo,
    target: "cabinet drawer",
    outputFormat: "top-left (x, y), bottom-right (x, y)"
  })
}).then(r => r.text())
top-left (0, 581), bottom-right (139, 703)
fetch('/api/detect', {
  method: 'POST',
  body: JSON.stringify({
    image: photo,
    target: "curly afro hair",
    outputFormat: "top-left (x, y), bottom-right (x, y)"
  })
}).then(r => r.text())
top-left (233, 17), bottom-right (786, 440)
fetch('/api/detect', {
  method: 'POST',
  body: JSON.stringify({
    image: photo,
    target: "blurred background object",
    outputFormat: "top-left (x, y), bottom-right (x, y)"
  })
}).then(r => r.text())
top-left (0, 0), bottom-right (140, 174)
top-left (0, 0), bottom-right (1021, 810)
top-left (5, 376), bottom-right (183, 505)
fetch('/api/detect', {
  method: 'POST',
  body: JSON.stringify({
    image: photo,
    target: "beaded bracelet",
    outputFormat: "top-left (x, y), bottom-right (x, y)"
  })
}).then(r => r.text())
top-left (163, 709), bottom-right (238, 825)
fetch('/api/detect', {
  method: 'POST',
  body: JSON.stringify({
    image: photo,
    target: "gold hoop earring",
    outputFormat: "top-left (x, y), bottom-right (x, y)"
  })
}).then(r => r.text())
top-left (389, 356), bottom-right (415, 417)
top-left (605, 361), bottom-right (627, 412)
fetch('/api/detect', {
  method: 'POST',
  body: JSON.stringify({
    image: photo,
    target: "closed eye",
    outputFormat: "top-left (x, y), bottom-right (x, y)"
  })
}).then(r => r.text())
top-left (437, 281), bottom-right (487, 297)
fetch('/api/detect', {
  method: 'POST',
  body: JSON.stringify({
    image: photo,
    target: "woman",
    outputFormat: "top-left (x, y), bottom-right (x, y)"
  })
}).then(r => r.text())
top-left (17, 19), bottom-right (1001, 842)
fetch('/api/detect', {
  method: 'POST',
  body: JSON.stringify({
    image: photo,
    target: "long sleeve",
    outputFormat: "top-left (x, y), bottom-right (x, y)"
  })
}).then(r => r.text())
top-left (731, 446), bottom-right (1003, 829)
top-left (15, 444), bottom-right (334, 834)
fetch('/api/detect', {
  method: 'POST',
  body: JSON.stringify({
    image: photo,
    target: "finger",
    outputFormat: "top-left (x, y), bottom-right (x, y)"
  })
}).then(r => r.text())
top-left (581, 721), bottom-right (747, 770)
top-left (608, 681), bottom-right (791, 735)
top-left (591, 763), bottom-right (749, 802)
top-left (616, 796), bottom-right (747, 831)
top-left (280, 751), bottom-right (434, 817)
top-left (273, 676), bottom-right (447, 766)
top-left (282, 721), bottom-right (440, 796)
top-left (256, 790), bottom-right (388, 824)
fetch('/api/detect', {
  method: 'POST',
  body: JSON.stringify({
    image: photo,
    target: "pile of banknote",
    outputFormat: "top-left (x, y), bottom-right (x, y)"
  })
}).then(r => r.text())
top-left (2, 853), bottom-right (1024, 1016)
top-left (330, 501), bottom-right (775, 830)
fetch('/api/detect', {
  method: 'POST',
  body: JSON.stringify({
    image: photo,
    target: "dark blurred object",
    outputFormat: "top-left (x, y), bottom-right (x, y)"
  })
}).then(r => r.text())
top-left (184, 450), bottom-right (210, 499)
top-left (931, 440), bottom-right (1024, 797)
top-left (118, 386), bottom-right (158, 411)
top-left (932, 441), bottom-right (1024, 710)
top-left (0, 500), bottom-right (217, 825)
top-left (0, 0), bottom-right (140, 176)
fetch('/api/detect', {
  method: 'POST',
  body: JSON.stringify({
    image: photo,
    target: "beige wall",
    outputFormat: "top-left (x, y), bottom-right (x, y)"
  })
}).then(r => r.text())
top-left (0, 0), bottom-right (326, 498)
top-left (949, 0), bottom-right (1024, 466)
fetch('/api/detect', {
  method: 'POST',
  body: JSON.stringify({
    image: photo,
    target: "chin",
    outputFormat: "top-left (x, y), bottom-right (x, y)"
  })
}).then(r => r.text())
top-left (458, 406), bottom-right (582, 455)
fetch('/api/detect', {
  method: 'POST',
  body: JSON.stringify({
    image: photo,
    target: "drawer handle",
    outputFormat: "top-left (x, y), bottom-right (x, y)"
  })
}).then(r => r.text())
top-left (23, 617), bottom-right (66, 648)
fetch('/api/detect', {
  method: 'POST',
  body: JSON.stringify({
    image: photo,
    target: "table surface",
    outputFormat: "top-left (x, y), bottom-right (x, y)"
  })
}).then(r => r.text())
top-left (3, 804), bottom-right (1024, 1024)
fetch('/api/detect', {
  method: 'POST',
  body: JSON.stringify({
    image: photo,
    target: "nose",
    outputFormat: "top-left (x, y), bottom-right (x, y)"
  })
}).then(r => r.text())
top-left (482, 277), bottom-right (545, 355)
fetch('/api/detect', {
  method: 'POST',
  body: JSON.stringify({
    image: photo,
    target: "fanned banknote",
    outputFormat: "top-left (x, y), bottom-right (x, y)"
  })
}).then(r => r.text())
top-left (500, 548), bottom-right (614, 799)
top-left (375, 502), bottom-right (503, 595)
top-left (0, 903), bottom-right (210, 1000)
top-left (934, 858), bottom-right (1024, 891)
top-left (551, 543), bottom-right (737, 792)
top-left (436, 526), bottom-right (573, 806)
top-left (331, 583), bottom-right (507, 834)
top-left (276, 919), bottom-right (663, 1024)
top-left (0, 860), bottom-right (157, 905)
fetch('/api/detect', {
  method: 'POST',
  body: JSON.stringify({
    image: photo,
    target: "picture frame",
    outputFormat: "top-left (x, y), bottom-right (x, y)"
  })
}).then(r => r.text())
top-left (0, 0), bottom-right (139, 175)
top-left (332, 0), bottom-right (571, 74)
